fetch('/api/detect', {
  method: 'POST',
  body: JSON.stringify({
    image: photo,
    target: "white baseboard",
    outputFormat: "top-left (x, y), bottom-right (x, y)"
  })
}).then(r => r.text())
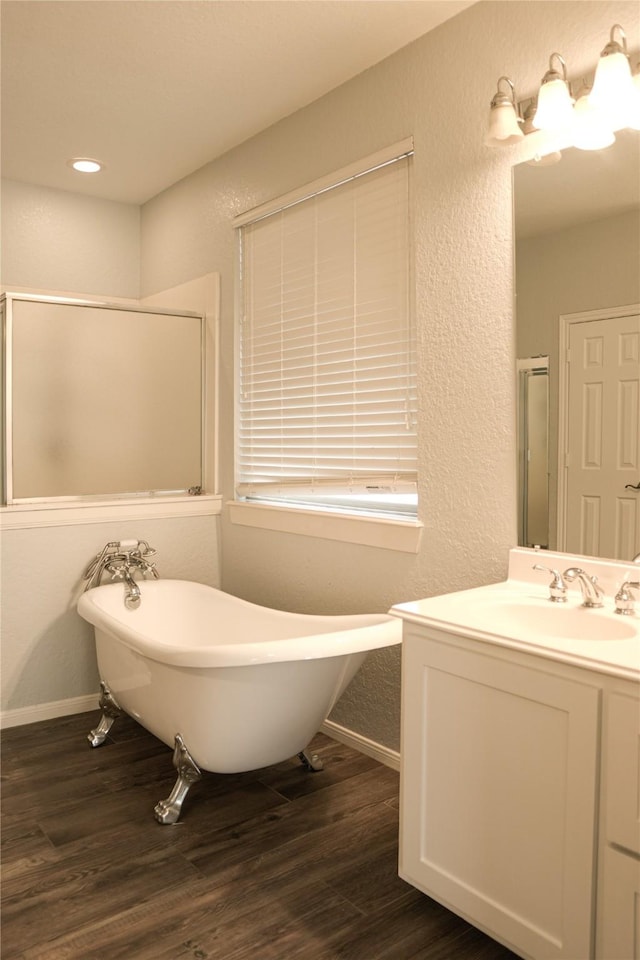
top-left (321, 719), bottom-right (400, 772)
top-left (1, 693), bottom-right (100, 730)
top-left (1, 696), bottom-right (401, 777)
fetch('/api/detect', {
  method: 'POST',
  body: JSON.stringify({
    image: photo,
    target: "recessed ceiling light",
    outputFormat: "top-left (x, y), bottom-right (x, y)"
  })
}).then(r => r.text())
top-left (68, 158), bottom-right (103, 173)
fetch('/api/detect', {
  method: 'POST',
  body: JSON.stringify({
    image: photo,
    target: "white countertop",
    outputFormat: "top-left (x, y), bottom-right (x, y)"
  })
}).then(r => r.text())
top-left (391, 548), bottom-right (640, 682)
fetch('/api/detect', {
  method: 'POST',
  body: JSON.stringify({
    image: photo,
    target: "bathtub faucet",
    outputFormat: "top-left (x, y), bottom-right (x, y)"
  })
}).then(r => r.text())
top-left (82, 540), bottom-right (159, 607)
top-left (107, 561), bottom-right (142, 609)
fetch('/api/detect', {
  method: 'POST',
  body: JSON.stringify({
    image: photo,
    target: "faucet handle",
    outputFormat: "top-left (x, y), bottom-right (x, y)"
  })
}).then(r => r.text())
top-left (615, 580), bottom-right (640, 616)
top-left (533, 564), bottom-right (568, 602)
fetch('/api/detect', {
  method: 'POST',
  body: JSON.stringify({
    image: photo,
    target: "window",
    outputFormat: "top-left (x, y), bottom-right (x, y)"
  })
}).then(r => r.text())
top-left (235, 144), bottom-right (416, 520)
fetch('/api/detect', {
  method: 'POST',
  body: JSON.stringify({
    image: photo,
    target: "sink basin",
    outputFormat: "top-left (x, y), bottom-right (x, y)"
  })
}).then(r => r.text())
top-left (391, 549), bottom-right (640, 679)
top-left (484, 602), bottom-right (637, 642)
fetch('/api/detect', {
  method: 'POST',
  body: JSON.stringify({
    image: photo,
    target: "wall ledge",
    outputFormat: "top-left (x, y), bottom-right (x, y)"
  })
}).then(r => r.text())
top-left (227, 500), bottom-right (422, 553)
top-left (0, 494), bottom-right (222, 530)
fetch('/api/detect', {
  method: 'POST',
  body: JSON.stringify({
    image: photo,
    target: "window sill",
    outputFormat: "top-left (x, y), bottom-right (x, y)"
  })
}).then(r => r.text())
top-left (227, 500), bottom-right (423, 553)
top-left (0, 494), bottom-right (223, 530)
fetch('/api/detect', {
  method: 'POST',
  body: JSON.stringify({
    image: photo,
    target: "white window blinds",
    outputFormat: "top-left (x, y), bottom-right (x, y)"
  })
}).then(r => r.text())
top-left (237, 150), bottom-right (416, 517)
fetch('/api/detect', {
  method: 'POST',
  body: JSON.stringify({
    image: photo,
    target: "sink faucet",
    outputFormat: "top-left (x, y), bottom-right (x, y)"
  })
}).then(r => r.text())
top-left (614, 581), bottom-right (640, 616)
top-left (563, 567), bottom-right (605, 608)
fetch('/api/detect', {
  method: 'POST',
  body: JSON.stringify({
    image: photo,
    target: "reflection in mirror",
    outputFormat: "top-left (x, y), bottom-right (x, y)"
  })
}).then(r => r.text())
top-left (514, 129), bottom-right (640, 561)
top-left (517, 358), bottom-right (549, 548)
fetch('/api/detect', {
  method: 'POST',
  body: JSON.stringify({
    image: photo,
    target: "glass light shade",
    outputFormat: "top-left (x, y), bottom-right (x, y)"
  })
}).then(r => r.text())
top-left (572, 93), bottom-right (615, 150)
top-left (485, 102), bottom-right (524, 146)
top-left (627, 71), bottom-right (640, 129)
top-left (532, 78), bottom-right (574, 132)
top-left (590, 50), bottom-right (635, 110)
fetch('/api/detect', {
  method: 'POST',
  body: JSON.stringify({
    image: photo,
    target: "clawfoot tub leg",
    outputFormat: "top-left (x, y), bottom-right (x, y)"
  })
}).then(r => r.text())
top-left (87, 681), bottom-right (123, 747)
top-left (154, 734), bottom-right (202, 824)
top-left (297, 748), bottom-right (324, 772)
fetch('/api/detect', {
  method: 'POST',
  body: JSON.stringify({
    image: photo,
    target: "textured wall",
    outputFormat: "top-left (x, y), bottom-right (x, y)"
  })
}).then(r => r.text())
top-left (1, 179), bottom-right (141, 297)
top-left (0, 517), bottom-right (220, 718)
top-left (140, 1), bottom-right (639, 751)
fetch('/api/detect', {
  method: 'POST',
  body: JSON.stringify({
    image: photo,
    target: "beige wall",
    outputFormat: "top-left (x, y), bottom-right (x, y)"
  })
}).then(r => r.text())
top-left (0, 518), bottom-right (220, 722)
top-left (1, 179), bottom-right (141, 298)
top-left (140, 0), bottom-right (639, 749)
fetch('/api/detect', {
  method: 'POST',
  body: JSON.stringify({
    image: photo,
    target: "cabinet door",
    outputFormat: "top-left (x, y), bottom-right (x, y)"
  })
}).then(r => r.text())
top-left (604, 690), bottom-right (640, 855)
top-left (400, 629), bottom-right (600, 960)
top-left (598, 845), bottom-right (640, 959)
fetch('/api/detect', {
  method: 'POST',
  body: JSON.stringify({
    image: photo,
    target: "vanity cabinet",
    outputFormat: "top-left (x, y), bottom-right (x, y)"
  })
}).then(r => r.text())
top-left (400, 621), bottom-right (609, 960)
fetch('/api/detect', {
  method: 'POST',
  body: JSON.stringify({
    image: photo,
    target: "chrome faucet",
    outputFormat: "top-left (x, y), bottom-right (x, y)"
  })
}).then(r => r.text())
top-left (82, 540), bottom-right (159, 608)
top-left (533, 564), bottom-right (568, 602)
top-left (106, 560), bottom-right (143, 609)
top-left (614, 581), bottom-right (640, 616)
top-left (562, 567), bottom-right (604, 608)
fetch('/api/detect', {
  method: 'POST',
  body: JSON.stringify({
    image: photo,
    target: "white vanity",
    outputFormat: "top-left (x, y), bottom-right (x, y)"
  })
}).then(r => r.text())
top-left (392, 547), bottom-right (640, 960)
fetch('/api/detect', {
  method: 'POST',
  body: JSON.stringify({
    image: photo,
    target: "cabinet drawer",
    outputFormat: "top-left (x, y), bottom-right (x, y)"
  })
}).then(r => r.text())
top-left (605, 691), bottom-right (640, 855)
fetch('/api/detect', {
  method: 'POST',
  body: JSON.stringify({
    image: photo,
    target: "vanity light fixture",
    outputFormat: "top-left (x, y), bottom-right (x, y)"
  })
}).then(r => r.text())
top-left (572, 81), bottom-right (615, 151)
top-left (522, 102), bottom-right (562, 165)
top-left (68, 158), bottom-right (103, 174)
top-left (485, 76), bottom-right (524, 146)
top-left (629, 63), bottom-right (640, 129)
top-left (486, 24), bottom-right (639, 152)
top-left (532, 54), bottom-right (574, 132)
top-left (590, 25), bottom-right (635, 122)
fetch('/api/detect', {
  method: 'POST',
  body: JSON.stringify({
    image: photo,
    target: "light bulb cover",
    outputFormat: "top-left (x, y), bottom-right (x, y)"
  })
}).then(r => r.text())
top-left (572, 84), bottom-right (615, 150)
top-left (532, 53), bottom-right (574, 132)
top-left (486, 76), bottom-right (523, 146)
top-left (626, 64), bottom-right (640, 129)
top-left (590, 25), bottom-right (636, 127)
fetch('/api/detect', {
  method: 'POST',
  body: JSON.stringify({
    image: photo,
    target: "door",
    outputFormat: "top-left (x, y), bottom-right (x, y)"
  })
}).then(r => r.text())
top-left (564, 311), bottom-right (640, 560)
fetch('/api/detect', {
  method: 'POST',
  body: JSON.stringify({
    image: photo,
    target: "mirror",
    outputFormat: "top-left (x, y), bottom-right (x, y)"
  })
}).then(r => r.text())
top-left (514, 129), bottom-right (640, 560)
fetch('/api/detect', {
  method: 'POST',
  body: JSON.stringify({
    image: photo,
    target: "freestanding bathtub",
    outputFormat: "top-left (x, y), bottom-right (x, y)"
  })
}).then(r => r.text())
top-left (77, 579), bottom-right (401, 822)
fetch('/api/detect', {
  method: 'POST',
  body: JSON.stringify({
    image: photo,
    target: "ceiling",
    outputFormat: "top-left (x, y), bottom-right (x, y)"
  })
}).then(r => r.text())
top-left (1, 0), bottom-right (474, 205)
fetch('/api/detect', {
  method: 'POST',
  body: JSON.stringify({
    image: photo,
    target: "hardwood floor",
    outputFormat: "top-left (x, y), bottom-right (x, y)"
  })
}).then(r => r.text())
top-left (1, 712), bottom-right (519, 960)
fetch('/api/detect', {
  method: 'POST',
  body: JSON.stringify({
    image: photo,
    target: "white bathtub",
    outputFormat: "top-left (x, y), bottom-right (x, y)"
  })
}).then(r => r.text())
top-left (78, 579), bottom-right (401, 821)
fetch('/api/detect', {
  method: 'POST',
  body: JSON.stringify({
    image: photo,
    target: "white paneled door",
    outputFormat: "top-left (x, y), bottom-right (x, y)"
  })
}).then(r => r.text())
top-left (564, 310), bottom-right (640, 560)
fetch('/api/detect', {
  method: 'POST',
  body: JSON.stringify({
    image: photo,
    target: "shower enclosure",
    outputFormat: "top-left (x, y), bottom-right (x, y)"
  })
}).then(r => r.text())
top-left (1, 292), bottom-right (205, 504)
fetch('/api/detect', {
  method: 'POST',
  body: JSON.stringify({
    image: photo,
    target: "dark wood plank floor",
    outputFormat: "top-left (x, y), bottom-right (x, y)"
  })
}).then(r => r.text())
top-left (1, 712), bottom-right (519, 960)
